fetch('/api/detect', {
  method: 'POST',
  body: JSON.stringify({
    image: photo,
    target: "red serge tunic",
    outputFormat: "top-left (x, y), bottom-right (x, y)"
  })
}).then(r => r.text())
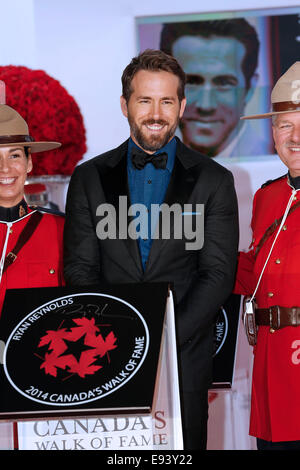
top-left (235, 175), bottom-right (300, 442)
top-left (0, 201), bottom-right (65, 315)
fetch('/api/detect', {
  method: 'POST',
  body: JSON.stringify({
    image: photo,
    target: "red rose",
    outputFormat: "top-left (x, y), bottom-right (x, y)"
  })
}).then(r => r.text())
top-left (0, 66), bottom-right (86, 176)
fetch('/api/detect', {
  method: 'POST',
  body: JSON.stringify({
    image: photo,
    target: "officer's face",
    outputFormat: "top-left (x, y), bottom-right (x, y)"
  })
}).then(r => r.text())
top-left (172, 35), bottom-right (251, 157)
top-left (273, 112), bottom-right (300, 177)
top-left (120, 69), bottom-right (186, 152)
top-left (0, 146), bottom-right (32, 207)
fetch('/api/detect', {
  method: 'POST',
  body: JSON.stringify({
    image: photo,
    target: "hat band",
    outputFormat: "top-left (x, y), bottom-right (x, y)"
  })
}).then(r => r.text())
top-left (0, 135), bottom-right (35, 144)
top-left (273, 101), bottom-right (300, 112)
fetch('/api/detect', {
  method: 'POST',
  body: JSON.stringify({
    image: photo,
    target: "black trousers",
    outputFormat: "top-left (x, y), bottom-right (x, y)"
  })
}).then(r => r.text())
top-left (257, 438), bottom-right (300, 450)
top-left (181, 390), bottom-right (208, 450)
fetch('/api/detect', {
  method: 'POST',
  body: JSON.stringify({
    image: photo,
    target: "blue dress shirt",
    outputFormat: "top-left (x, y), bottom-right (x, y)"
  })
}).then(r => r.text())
top-left (127, 137), bottom-right (177, 270)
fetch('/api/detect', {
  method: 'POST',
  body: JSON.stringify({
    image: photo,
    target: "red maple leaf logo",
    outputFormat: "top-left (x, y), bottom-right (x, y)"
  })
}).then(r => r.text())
top-left (67, 317), bottom-right (100, 341)
top-left (40, 351), bottom-right (71, 377)
top-left (66, 353), bottom-right (102, 378)
top-left (38, 328), bottom-right (69, 355)
top-left (37, 317), bottom-right (118, 379)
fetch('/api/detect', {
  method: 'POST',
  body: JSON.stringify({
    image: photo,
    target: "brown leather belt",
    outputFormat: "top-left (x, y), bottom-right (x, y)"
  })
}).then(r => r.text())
top-left (256, 306), bottom-right (300, 331)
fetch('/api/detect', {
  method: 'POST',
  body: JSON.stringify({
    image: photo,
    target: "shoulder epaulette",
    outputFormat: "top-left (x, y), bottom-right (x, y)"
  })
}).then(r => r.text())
top-left (30, 205), bottom-right (65, 217)
top-left (260, 173), bottom-right (287, 189)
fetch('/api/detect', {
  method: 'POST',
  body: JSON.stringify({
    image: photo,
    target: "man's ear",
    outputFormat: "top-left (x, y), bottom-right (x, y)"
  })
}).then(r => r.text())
top-left (179, 97), bottom-right (186, 118)
top-left (120, 95), bottom-right (128, 118)
top-left (27, 153), bottom-right (33, 173)
top-left (272, 125), bottom-right (277, 152)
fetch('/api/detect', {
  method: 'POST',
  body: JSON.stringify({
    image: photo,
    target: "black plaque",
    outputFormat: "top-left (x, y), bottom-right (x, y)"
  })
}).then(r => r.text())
top-left (0, 283), bottom-right (168, 420)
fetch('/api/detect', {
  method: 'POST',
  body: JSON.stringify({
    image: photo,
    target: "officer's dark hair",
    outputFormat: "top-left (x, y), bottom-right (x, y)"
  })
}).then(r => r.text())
top-left (160, 19), bottom-right (259, 90)
top-left (121, 49), bottom-right (186, 103)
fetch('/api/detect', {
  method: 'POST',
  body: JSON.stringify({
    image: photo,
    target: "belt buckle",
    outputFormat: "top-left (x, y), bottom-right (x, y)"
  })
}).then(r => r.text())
top-left (291, 307), bottom-right (300, 326)
top-left (269, 305), bottom-right (280, 332)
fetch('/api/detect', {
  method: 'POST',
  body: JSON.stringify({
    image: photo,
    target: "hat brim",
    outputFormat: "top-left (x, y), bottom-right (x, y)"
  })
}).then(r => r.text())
top-left (0, 141), bottom-right (61, 153)
top-left (241, 108), bottom-right (300, 120)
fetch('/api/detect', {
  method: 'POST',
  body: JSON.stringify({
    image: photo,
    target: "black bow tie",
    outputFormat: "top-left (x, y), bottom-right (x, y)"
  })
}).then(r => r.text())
top-left (131, 148), bottom-right (168, 170)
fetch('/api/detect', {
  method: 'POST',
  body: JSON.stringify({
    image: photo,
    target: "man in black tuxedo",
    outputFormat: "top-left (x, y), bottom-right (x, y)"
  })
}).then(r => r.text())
top-left (63, 49), bottom-right (239, 450)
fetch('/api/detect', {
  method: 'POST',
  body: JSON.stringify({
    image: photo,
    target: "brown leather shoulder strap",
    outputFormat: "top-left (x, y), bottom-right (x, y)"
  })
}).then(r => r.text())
top-left (3, 211), bottom-right (43, 273)
top-left (254, 199), bottom-right (300, 258)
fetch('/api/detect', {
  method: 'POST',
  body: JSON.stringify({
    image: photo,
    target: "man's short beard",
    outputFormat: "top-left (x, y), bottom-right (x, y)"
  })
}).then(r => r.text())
top-left (128, 115), bottom-right (179, 152)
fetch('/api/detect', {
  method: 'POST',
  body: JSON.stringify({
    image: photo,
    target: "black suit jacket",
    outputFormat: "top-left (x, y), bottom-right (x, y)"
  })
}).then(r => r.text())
top-left (63, 138), bottom-right (239, 391)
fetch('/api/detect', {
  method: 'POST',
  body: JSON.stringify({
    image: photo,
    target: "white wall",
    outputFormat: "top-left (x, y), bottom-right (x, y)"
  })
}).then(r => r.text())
top-left (0, 0), bottom-right (36, 67)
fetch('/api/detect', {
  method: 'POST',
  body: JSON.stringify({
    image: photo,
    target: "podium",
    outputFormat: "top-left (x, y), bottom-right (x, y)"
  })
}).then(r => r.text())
top-left (0, 283), bottom-right (183, 450)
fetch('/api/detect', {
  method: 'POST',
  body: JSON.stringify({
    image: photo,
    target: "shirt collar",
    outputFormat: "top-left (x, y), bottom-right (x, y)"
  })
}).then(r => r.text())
top-left (128, 137), bottom-right (177, 173)
top-left (0, 199), bottom-right (28, 222)
top-left (288, 172), bottom-right (300, 190)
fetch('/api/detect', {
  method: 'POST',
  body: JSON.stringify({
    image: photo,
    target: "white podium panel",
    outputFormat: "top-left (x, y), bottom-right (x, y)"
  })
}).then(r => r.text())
top-left (0, 423), bottom-right (14, 450)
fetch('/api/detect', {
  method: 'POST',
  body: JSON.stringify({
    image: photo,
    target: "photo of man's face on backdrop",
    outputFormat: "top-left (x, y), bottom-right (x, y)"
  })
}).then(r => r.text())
top-left (137, 10), bottom-right (300, 161)
top-left (171, 34), bottom-right (252, 158)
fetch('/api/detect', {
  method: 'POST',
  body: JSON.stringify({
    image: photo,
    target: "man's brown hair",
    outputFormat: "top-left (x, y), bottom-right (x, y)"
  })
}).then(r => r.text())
top-left (121, 49), bottom-right (186, 103)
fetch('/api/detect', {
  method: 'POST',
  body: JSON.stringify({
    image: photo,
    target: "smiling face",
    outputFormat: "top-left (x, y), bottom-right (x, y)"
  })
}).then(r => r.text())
top-left (273, 112), bottom-right (300, 177)
top-left (0, 146), bottom-right (33, 207)
top-left (172, 35), bottom-right (253, 157)
top-left (120, 69), bottom-right (186, 153)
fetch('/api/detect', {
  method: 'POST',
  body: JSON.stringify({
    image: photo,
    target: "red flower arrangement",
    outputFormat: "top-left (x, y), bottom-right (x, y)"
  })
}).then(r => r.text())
top-left (0, 65), bottom-right (87, 176)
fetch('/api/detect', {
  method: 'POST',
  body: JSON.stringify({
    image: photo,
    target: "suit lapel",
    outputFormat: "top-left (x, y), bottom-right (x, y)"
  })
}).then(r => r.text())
top-left (99, 141), bottom-right (143, 275)
top-left (99, 138), bottom-right (203, 277)
top-left (145, 141), bottom-right (202, 272)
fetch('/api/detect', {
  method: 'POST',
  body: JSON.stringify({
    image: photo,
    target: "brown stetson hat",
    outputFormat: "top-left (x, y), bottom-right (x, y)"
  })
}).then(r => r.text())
top-left (241, 61), bottom-right (300, 120)
top-left (0, 104), bottom-right (61, 152)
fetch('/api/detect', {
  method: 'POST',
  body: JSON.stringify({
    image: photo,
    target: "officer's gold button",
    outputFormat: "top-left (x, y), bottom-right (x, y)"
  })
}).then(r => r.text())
top-left (275, 258), bottom-right (281, 264)
top-left (49, 269), bottom-right (55, 274)
top-left (294, 196), bottom-right (297, 201)
top-left (270, 328), bottom-right (275, 334)
top-left (268, 292), bottom-right (274, 297)
top-left (282, 225), bottom-right (287, 231)
top-left (9, 229), bottom-right (13, 234)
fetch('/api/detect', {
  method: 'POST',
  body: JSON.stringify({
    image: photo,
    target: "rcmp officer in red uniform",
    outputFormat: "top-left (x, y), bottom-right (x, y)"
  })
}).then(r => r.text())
top-left (235, 62), bottom-right (300, 450)
top-left (0, 104), bottom-right (64, 314)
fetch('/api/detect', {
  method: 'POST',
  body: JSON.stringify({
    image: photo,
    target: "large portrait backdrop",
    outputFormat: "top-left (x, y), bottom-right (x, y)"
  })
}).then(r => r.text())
top-left (136, 6), bottom-right (300, 163)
